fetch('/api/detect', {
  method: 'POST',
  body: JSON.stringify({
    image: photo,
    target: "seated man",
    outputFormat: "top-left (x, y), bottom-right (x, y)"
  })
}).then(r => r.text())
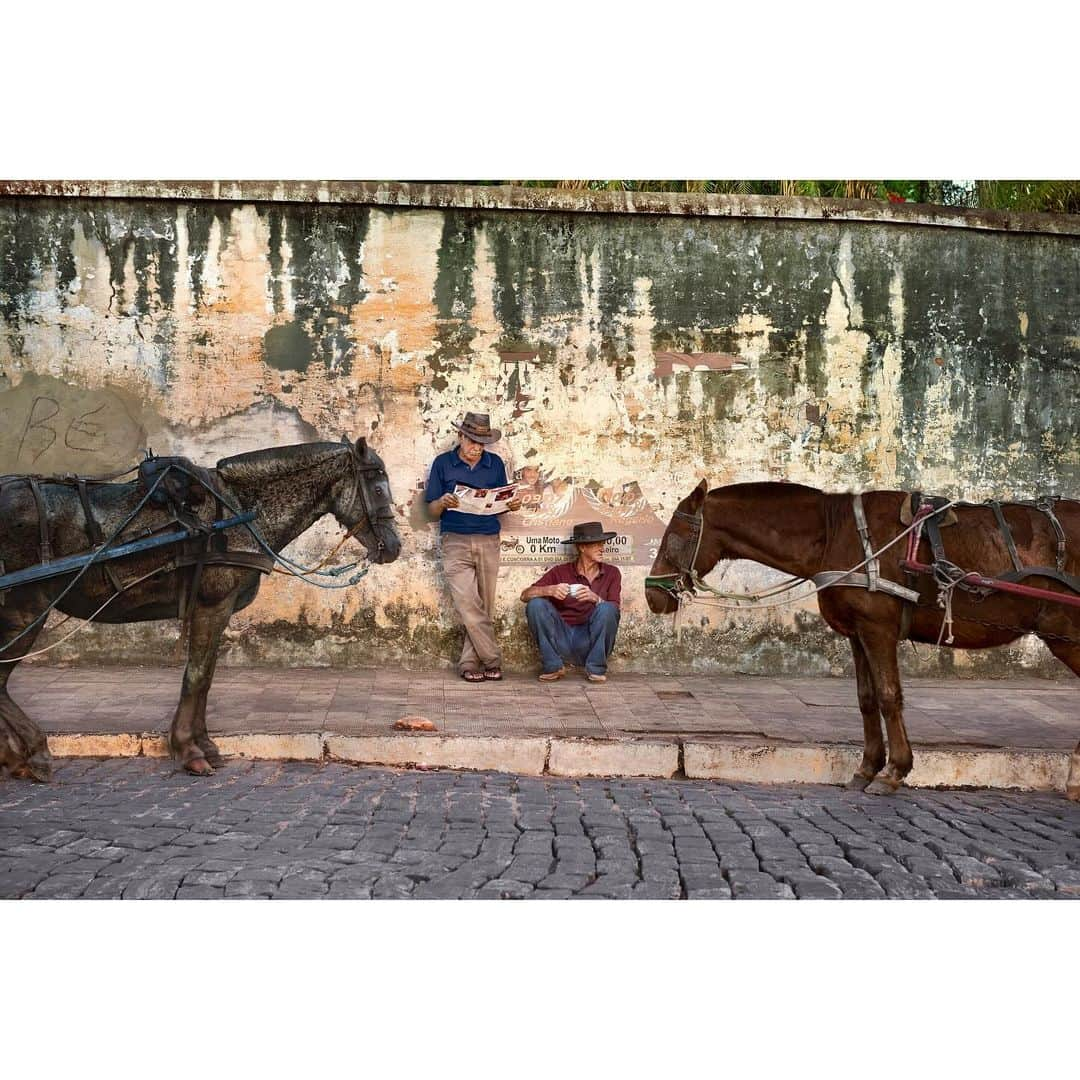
top-left (520, 521), bottom-right (621, 683)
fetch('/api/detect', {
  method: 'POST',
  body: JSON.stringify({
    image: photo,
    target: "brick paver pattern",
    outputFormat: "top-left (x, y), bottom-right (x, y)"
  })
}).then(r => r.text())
top-left (2, 760), bottom-right (1079, 899)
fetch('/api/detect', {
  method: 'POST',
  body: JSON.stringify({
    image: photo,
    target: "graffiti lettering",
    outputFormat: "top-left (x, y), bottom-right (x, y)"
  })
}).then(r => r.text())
top-left (17, 396), bottom-right (60, 463)
top-left (64, 403), bottom-right (108, 451)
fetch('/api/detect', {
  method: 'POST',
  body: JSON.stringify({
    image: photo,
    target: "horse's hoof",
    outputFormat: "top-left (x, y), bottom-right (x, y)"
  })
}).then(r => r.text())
top-left (846, 774), bottom-right (872, 791)
top-left (199, 748), bottom-right (226, 768)
top-left (11, 761), bottom-right (52, 782)
top-left (184, 757), bottom-right (214, 777)
top-left (865, 777), bottom-right (901, 796)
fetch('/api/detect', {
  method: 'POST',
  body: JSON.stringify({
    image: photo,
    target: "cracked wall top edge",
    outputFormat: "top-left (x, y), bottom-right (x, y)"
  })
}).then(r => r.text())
top-left (2, 181), bottom-right (1079, 238)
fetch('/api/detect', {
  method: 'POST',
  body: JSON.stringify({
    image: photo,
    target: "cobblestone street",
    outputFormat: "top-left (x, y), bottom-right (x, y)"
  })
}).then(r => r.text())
top-left (2, 759), bottom-right (1080, 899)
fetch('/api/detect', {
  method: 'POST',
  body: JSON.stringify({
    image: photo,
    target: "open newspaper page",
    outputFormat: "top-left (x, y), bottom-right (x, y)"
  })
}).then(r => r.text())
top-left (452, 483), bottom-right (519, 516)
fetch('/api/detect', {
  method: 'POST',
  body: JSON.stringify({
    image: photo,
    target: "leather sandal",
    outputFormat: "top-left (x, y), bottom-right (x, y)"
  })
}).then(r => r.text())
top-left (538, 668), bottom-right (566, 682)
top-left (461, 670), bottom-right (485, 683)
top-left (483, 668), bottom-right (503, 681)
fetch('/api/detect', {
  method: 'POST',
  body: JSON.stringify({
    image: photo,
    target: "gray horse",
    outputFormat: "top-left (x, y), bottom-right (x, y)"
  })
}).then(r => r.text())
top-left (0, 437), bottom-right (400, 779)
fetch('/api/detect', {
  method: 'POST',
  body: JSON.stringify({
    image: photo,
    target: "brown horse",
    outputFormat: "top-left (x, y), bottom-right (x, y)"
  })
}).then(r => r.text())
top-left (0, 438), bottom-right (400, 780)
top-left (646, 481), bottom-right (1080, 799)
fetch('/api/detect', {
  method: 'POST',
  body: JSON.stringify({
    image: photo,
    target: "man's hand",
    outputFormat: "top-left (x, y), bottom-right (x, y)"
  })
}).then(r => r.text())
top-left (550, 583), bottom-right (571, 600)
top-left (439, 492), bottom-right (460, 511)
top-left (506, 497), bottom-right (522, 511)
top-left (580, 588), bottom-right (602, 604)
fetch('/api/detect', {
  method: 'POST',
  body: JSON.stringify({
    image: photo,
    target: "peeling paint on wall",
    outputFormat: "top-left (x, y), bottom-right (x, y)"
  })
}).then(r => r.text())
top-left (1, 192), bottom-right (1078, 677)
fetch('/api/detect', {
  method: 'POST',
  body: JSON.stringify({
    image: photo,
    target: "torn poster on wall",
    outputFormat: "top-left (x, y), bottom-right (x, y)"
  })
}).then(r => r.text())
top-left (497, 465), bottom-right (666, 565)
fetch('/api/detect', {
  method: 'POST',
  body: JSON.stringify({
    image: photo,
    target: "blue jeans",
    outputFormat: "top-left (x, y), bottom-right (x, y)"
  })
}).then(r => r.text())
top-left (525, 599), bottom-right (620, 676)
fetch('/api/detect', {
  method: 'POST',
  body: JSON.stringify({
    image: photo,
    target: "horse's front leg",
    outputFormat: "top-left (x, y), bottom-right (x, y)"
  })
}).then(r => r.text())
top-left (170, 592), bottom-right (237, 777)
top-left (859, 626), bottom-right (912, 796)
top-left (846, 636), bottom-right (885, 791)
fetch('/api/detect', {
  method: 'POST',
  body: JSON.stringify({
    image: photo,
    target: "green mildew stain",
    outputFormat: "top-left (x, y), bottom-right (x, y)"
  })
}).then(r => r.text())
top-left (266, 208), bottom-right (285, 315)
top-left (273, 203), bottom-right (370, 374)
top-left (263, 321), bottom-right (315, 371)
top-left (433, 212), bottom-right (478, 321)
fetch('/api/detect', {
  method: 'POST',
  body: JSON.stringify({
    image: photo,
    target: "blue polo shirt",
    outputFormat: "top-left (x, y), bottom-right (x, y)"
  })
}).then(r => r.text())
top-left (425, 448), bottom-right (509, 535)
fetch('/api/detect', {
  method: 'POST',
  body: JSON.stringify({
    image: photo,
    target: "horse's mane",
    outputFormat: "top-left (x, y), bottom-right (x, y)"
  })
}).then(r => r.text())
top-left (216, 442), bottom-right (347, 485)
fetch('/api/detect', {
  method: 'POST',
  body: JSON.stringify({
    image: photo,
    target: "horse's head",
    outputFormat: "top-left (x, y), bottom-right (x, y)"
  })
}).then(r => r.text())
top-left (646, 479), bottom-right (710, 614)
top-left (332, 436), bottom-right (402, 564)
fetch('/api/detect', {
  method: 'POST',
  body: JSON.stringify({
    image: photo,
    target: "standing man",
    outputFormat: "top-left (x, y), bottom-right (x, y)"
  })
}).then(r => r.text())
top-left (520, 522), bottom-right (622, 683)
top-left (426, 411), bottom-right (520, 683)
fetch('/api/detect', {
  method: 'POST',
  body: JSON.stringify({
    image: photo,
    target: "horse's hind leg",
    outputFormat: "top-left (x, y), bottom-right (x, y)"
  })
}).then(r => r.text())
top-left (847, 636), bottom-right (886, 791)
top-left (859, 627), bottom-right (912, 796)
top-left (170, 593), bottom-right (237, 777)
top-left (1044, 640), bottom-right (1080, 801)
top-left (0, 619), bottom-right (52, 781)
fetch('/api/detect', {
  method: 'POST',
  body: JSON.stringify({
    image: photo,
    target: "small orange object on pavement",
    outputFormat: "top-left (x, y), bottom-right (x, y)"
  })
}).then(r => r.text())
top-left (395, 715), bottom-right (437, 732)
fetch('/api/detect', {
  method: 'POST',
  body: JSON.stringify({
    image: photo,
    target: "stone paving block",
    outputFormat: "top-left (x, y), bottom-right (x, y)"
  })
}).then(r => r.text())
top-left (686, 886), bottom-right (733, 900)
top-left (944, 855), bottom-right (1001, 889)
top-left (476, 879), bottom-right (535, 899)
top-left (632, 881), bottom-right (684, 900)
top-left (726, 871), bottom-right (796, 900)
top-left (876, 870), bottom-right (936, 899)
top-left (994, 861), bottom-right (1055, 892)
top-left (1044, 867), bottom-right (1080, 896)
top-left (784, 874), bottom-right (844, 900)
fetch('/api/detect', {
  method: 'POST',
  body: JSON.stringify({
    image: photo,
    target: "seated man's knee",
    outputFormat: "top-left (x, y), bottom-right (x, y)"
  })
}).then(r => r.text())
top-left (526, 597), bottom-right (551, 619)
top-left (594, 601), bottom-right (620, 623)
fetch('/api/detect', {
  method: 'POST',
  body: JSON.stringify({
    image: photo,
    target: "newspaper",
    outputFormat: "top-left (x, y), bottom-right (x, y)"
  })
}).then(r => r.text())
top-left (452, 483), bottom-right (518, 516)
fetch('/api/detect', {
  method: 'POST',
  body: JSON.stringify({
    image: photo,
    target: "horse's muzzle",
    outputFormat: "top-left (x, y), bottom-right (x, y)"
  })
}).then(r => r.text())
top-left (372, 523), bottom-right (402, 563)
top-left (645, 583), bottom-right (679, 615)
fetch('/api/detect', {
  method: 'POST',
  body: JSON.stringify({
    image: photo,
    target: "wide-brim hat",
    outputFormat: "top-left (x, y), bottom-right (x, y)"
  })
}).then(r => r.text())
top-left (563, 521), bottom-right (618, 545)
top-left (452, 411), bottom-right (502, 445)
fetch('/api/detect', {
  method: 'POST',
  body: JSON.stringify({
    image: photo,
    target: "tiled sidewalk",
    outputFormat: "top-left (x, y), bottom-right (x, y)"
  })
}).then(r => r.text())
top-left (12, 663), bottom-right (1078, 751)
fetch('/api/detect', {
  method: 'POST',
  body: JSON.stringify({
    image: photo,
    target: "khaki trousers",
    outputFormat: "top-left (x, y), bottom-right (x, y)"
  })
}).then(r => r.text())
top-left (441, 532), bottom-right (502, 673)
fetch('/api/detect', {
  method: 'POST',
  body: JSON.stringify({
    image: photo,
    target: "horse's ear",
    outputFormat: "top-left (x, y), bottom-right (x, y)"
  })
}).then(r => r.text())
top-left (354, 436), bottom-right (367, 457)
top-left (687, 479), bottom-right (708, 510)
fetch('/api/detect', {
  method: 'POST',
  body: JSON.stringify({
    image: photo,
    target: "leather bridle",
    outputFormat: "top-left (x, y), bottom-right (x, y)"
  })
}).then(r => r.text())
top-left (646, 507), bottom-right (705, 598)
top-left (342, 444), bottom-right (394, 558)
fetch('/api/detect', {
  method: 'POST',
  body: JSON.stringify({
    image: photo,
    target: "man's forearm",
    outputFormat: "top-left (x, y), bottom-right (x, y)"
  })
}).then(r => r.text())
top-left (520, 585), bottom-right (554, 603)
top-left (427, 499), bottom-right (446, 520)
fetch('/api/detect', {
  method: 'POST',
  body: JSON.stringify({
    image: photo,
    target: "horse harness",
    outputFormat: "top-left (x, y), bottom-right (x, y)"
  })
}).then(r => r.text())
top-left (0, 459), bottom-right (274, 619)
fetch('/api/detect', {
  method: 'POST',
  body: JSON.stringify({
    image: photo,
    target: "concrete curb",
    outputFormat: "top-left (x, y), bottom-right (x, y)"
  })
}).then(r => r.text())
top-left (684, 741), bottom-right (1071, 792)
top-left (44, 731), bottom-right (1073, 793)
top-left (548, 738), bottom-right (679, 779)
top-left (326, 734), bottom-right (549, 775)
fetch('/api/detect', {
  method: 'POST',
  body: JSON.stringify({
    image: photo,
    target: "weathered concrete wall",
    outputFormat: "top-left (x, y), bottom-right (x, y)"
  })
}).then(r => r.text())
top-left (1, 184), bottom-right (1078, 677)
